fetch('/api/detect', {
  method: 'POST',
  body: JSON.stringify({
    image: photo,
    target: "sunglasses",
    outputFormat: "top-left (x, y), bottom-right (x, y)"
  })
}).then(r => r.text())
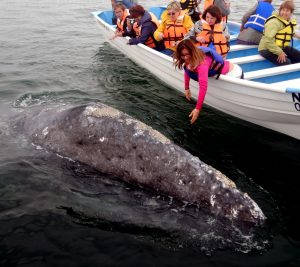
top-left (181, 53), bottom-right (190, 58)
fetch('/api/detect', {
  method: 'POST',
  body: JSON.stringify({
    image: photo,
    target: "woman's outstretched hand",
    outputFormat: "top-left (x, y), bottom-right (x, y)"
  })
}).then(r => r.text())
top-left (189, 108), bottom-right (200, 124)
top-left (110, 31), bottom-right (122, 40)
top-left (185, 89), bottom-right (191, 101)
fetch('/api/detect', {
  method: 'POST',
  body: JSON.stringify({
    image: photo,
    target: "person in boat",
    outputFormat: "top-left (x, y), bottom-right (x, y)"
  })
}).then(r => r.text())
top-left (111, 0), bottom-right (138, 24)
top-left (189, 5), bottom-right (229, 58)
top-left (127, 5), bottom-right (164, 51)
top-left (111, 3), bottom-right (136, 39)
top-left (258, 0), bottom-right (300, 66)
top-left (173, 39), bottom-right (233, 123)
top-left (180, 0), bottom-right (202, 23)
top-left (237, 0), bottom-right (274, 45)
top-left (153, 1), bottom-right (194, 56)
top-left (203, 0), bottom-right (230, 23)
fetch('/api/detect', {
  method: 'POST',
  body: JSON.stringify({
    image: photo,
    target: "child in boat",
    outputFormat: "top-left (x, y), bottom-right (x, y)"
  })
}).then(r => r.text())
top-left (180, 0), bottom-right (202, 23)
top-left (153, 1), bottom-right (194, 56)
top-left (203, 0), bottom-right (230, 23)
top-left (127, 5), bottom-right (164, 51)
top-left (173, 39), bottom-right (233, 123)
top-left (185, 5), bottom-right (229, 58)
top-left (258, 0), bottom-right (300, 66)
top-left (111, 3), bottom-right (136, 39)
top-left (237, 0), bottom-right (274, 45)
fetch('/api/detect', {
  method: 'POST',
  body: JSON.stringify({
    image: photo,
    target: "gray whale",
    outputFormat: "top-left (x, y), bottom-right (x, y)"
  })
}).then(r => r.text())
top-left (16, 103), bottom-right (265, 225)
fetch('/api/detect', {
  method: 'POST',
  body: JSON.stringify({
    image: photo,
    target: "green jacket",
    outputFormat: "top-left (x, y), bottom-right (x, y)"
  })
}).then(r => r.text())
top-left (258, 11), bottom-right (293, 55)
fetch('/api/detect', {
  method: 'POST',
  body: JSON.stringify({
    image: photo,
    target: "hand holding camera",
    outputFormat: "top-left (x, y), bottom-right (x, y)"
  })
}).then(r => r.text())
top-left (126, 17), bottom-right (135, 29)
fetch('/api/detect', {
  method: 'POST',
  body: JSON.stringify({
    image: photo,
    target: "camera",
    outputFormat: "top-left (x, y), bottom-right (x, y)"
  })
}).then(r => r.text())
top-left (128, 18), bottom-right (135, 25)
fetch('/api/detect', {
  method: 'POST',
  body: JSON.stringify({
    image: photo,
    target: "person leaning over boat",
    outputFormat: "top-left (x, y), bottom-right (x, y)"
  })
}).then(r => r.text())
top-left (111, 3), bottom-right (136, 39)
top-left (203, 0), bottom-right (230, 23)
top-left (153, 1), bottom-right (194, 56)
top-left (111, 0), bottom-right (138, 24)
top-left (127, 5), bottom-right (164, 51)
top-left (173, 39), bottom-right (233, 123)
top-left (193, 5), bottom-right (230, 58)
top-left (237, 0), bottom-right (274, 45)
top-left (258, 0), bottom-right (300, 66)
top-left (180, 0), bottom-right (202, 23)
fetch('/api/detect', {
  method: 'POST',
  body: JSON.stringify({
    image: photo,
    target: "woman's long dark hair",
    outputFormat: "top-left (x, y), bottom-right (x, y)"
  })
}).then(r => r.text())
top-left (173, 39), bottom-right (205, 70)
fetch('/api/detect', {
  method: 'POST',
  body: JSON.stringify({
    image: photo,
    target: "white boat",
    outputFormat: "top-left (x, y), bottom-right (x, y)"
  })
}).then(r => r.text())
top-left (92, 7), bottom-right (300, 140)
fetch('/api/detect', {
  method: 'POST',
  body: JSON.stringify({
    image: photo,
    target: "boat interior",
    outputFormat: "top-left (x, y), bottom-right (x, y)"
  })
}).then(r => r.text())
top-left (97, 7), bottom-right (300, 92)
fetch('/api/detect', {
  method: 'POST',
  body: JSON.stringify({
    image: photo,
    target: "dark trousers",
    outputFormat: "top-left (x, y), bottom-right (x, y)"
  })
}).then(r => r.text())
top-left (259, 46), bottom-right (300, 66)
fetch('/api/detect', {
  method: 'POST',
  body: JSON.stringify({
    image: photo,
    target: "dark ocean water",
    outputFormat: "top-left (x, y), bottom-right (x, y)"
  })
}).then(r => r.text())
top-left (1, 0), bottom-right (300, 266)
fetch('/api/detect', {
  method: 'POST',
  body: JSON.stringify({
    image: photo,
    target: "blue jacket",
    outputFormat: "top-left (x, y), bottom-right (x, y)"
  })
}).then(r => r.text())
top-left (244, 1), bottom-right (274, 33)
top-left (184, 46), bottom-right (225, 79)
top-left (128, 11), bottom-right (157, 45)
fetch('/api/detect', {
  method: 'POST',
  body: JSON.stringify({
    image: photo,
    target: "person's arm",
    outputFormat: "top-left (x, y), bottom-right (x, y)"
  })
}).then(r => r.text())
top-left (189, 58), bottom-right (210, 124)
top-left (183, 14), bottom-right (194, 33)
top-left (110, 21), bottom-right (123, 39)
top-left (122, 17), bottom-right (136, 37)
top-left (195, 60), bottom-right (209, 111)
top-left (222, 22), bottom-right (230, 40)
top-left (184, 20), bottom-right (203, 41)
top-left (241, 3), bottom-right (258, 29)
top-left (153, 20), bottom-right (165, 41)
top-left (184, 26), bottom-right (197, 42)
top-left (263, 20), bottom-right (283, 55)
top-left (184, 70), bottom-right (191, 101)
top-left (128, 22), bottom-right (153, 45)
top-left (123, 28), bottom-right (136, 38)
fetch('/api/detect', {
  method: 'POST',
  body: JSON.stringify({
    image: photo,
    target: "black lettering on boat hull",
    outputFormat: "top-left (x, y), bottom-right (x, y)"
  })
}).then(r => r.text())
top-left (292, 93), bottom-right (300, 111)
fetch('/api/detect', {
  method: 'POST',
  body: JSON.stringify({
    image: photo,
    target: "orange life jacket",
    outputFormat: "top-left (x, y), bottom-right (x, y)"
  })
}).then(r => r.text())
top-left (163, 11), bottom-right (188, 49)
top-left (196, 20), bottom-right (229, 56)
top-left (116, 9), bottom-right (130, 33)
top-left (204, 0), bottom-right (213, 11)
top-left (133, 12), bottom-right (160, 48)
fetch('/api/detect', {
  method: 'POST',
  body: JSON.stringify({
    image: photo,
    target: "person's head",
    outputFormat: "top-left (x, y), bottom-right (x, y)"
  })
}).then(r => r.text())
top-left (263, 0), bottom-right (273, 3)
top-left (173, 39), bottom-right (205, 69)
top-left (202, 5), bottom-right (222, 25)
top-left (129, 4), bottom-right (145, 22)
top-left (166, 1), bottom-right (181, 22)
top-left (114, 3), bottom-right (126, 20)
top-left (279, 0), bottom-right (295, 21)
